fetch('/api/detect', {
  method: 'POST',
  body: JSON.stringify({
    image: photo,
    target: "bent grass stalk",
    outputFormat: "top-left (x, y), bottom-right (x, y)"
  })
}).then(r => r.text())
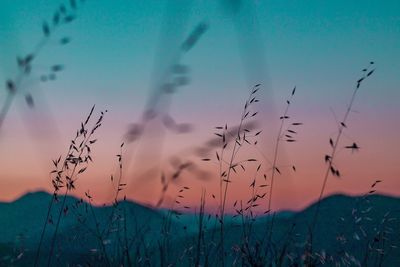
top-left (266, 86), bottom-right (299, 250)
top-left (34, 104), bottom-right (97, 266)
top-left (216, 84), bottom-right (261, 266)
top-left (46, 107), bottom-right (106, 267)
top-left (1, 0), bottom-right (84, 131)
top-left (307, 63), bottom-right (375, 265)
top-left (311, 63), bottom-right (375, 231)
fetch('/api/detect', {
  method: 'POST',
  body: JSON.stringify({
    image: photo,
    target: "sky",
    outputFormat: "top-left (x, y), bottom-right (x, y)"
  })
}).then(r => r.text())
top-left (0, 0), bottom-right (399, 213)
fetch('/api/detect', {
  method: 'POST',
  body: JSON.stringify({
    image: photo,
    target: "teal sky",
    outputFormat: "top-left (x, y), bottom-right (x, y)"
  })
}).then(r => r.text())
top-left (0, 0), bottom-right (399, 210)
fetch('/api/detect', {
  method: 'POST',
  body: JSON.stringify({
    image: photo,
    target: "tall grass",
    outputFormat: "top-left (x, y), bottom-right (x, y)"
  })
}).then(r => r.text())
top-left (305, 63), bottom-right (376, 265)
top-left (34, 105), bottom-right (105, 266)
top-left (311, 62), bottom-right (376, 230)
top-left (211, 84), bottom-right (261, 266)
top-left (25, 63), bottom-right (400, 267)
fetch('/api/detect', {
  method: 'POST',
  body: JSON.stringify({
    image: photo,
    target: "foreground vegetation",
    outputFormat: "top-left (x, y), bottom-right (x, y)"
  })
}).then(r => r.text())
top-left (1, 64), bottom-right (398, 266)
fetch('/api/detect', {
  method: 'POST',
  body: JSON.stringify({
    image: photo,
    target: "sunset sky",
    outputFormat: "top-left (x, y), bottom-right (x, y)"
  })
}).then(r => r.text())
top-left (0, 0), bottom-right (399, 213)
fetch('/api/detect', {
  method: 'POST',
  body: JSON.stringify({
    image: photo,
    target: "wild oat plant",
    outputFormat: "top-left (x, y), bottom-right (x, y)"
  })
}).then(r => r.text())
top-left (1, 60), bottom-right (398, 267)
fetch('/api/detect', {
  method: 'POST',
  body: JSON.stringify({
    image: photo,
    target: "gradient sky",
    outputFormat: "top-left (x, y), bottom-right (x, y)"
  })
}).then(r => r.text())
top-left (0, 0), bottom-right (399, 213)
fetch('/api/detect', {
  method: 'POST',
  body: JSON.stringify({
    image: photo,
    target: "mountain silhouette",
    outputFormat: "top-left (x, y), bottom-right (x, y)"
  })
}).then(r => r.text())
top-left (0, 191), bottom-right (398, 266)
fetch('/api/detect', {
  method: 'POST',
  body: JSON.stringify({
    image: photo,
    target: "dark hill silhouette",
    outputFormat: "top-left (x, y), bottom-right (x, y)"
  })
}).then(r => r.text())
top-left (198, 193), bottom-right (400, 266)
top-left (0, 191), bottom-right (399, 266)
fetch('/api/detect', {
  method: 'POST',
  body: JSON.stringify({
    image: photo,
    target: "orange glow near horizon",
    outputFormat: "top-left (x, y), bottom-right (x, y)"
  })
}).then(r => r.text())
top-left (0, 73), bottom-right (398, 214)
top-left (1, 111), bottom-right (399, 215)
